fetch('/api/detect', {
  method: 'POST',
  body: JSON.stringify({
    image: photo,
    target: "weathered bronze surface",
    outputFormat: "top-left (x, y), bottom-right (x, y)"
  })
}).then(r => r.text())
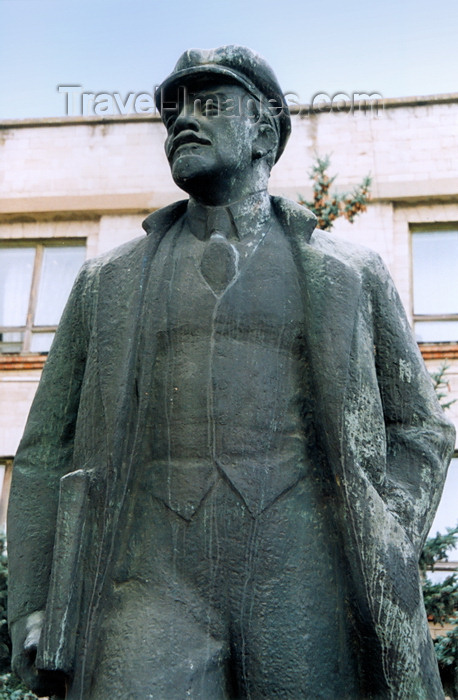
top-left (8, 46), bottom-right (455, 699)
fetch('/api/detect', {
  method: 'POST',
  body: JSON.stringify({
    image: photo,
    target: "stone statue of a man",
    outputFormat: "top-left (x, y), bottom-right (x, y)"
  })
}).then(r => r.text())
top-left (8, 46), bottom-right (455, 699)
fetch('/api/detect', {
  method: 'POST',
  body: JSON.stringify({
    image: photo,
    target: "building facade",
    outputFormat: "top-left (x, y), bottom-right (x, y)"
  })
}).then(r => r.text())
top-left (1, 94), bottom-right (457, 537)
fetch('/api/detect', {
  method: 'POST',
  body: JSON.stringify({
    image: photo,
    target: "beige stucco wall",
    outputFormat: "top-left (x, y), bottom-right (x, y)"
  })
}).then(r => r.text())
top-left (1, 94), bottom-right (458, 455)
top-left (0, 372), bottom-right (40, 456)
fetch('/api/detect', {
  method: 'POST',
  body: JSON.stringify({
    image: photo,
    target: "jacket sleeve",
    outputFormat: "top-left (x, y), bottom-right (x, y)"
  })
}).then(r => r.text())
top-left (367, 252), bottom-right (455, 554)
top-left (7, 259), bottom-right (99, 627)
top-left (333, 250), bottom-right (455, 698)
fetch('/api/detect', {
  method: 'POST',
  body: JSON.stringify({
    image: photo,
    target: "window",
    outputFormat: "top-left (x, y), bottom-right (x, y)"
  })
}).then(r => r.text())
top-left (427, 455), bottom-right (458, 581)
top-left (0, 241), bottom-right (85, 354)
top-left (0, 458), bottom-right (12, 531)
top-left (412, 228), bottom-right (458, 343)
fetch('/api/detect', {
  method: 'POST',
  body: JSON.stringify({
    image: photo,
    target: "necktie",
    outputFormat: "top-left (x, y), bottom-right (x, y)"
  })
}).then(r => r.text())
top-left (200, 208), bottom-right (238, 295)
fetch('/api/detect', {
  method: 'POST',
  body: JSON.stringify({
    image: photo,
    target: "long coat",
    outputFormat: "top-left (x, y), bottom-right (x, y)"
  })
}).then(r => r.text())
top-left (8, 197), bottom-right (455, 699)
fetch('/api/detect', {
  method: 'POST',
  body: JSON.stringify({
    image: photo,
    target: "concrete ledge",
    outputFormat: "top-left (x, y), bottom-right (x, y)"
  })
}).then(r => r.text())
top-left (373, 179), bottom-right (458, 202)
top-left (0, 193), bottom-right (172, 215)
top-left (0, 114), bottom-right (162, 129)
top-left (2, 182), bottom-right (457, 216)
top-left (270, 181), bottom-right (458, 204)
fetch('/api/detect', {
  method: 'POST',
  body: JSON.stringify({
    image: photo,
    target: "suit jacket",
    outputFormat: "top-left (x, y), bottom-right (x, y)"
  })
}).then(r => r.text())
top-left (8, 197), bottom-right (455, 699)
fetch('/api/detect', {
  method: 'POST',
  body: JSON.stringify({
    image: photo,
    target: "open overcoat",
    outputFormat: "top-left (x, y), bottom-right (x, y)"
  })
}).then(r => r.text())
top-left (8, 197), bottom-right (455, 699)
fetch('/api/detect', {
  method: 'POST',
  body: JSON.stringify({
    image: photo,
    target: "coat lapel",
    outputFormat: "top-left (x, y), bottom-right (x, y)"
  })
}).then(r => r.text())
top-left (96, 201), bottom-right (187, 452)
top-left (81, 202), bottom-right (189, 694)
top-left (273, 197), bottom-right (362, 459)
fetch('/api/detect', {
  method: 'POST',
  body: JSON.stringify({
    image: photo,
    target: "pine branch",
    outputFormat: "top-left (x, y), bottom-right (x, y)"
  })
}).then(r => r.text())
top-left (420, 527), bottom-right (458, 573)
top-left (430, 363), bottom-right (457, 411)
top-left (298, 155), bottom-right (371, 231)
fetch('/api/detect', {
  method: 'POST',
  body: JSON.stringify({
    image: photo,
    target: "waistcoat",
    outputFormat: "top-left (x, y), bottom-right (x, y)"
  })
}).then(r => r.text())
top-left (136, 216), bottom-right (313, 520)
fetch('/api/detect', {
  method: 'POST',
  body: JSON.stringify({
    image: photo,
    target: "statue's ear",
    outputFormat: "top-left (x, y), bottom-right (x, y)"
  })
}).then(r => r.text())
top-left (252, 123), bottom-right (277, 162)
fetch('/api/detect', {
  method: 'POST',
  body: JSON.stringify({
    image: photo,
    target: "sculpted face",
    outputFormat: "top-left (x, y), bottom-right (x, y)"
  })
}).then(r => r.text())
top-left (163, 82), bottom-right (264, 204)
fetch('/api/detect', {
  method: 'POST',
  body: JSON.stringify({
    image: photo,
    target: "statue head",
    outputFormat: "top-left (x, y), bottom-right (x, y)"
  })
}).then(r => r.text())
top-left (155, 46), bottom-right (291, 205)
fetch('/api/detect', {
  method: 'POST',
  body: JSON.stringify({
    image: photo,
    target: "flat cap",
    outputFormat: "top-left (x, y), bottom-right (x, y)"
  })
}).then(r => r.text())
top-left (156, 45), bottom-right (291, 162)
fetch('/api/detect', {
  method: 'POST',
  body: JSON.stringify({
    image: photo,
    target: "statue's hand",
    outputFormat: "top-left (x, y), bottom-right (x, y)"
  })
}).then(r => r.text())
top-left (11, 611), bottom-right (67, 697)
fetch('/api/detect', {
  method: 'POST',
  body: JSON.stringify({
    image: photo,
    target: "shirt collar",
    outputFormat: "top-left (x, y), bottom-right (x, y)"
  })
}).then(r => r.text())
top-left (187, 190), bottom-right (272, 241)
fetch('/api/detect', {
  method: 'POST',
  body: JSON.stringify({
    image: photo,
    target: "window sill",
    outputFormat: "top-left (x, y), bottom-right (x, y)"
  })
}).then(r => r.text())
top-left (0, 354), bottom-right (47, 370)
top-left (419, 343), bottom-right (458, 360)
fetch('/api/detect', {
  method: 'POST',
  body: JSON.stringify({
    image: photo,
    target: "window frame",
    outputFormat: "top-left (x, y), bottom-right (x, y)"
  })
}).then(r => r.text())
top-left (410, 224), bottom-right (458, 344)
top-left (0, 238), bottom-right (86, 355)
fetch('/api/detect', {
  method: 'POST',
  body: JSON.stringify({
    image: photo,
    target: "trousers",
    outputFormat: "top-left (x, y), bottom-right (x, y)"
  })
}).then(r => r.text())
top-left (84, 472), bottom-right (360, 699)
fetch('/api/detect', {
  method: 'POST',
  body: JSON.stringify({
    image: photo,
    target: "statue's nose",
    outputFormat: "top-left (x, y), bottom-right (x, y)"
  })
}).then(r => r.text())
top-left (173, 110), bottom-right (200, 135)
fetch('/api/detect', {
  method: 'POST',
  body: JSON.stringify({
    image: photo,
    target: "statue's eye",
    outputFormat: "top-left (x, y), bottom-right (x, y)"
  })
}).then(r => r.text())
top-left (200, 100), bottom-right (220, 118)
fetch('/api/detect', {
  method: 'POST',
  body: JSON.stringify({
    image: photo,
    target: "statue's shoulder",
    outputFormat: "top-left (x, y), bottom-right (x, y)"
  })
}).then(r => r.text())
top-left (82, 199), bottom-right (189, 274)
top-left (272, 195), bottom-right (385, 277)
top-left (310, 228), bottom-right (383, 271)
top-left (310, 228), bottom-right (397, 308)
top-left (85, 236), bottom-right (146, 270)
